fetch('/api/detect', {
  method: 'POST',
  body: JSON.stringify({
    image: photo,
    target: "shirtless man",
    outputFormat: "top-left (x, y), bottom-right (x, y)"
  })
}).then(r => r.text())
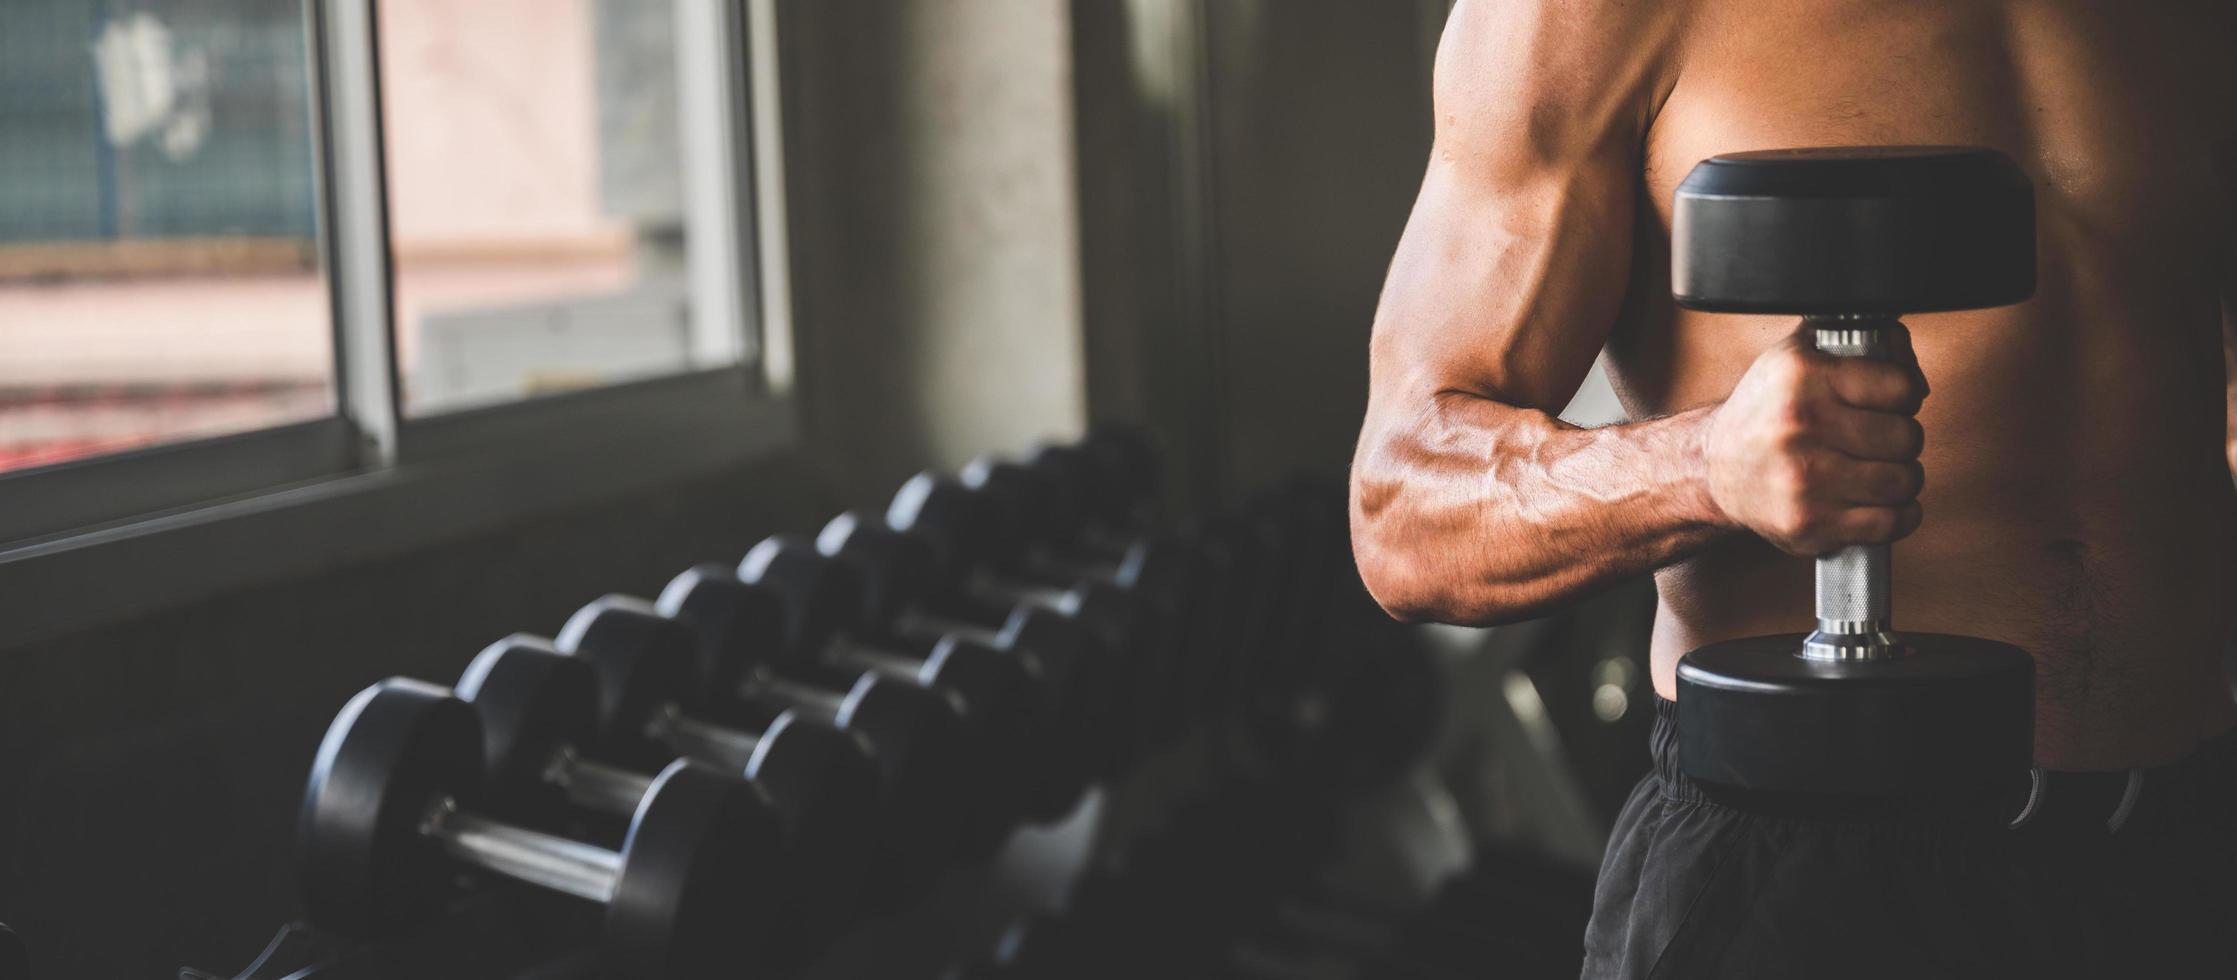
top-left (1350, 1), bottom-right (2237, 975)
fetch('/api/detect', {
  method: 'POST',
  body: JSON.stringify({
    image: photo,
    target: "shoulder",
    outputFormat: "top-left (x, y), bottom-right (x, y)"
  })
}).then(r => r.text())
top-left (1432, 0), bottom-right (1689, 170)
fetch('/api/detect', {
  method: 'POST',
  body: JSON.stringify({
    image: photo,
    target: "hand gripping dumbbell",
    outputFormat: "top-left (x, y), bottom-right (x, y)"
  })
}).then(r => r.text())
top-left (731, 536), bottom-right (1047, 839)
top-left (452, 635), bottom-right (857, 964)
top-left (815, 509), bottom-right (1120, 790)
top-left (1671, 146), bottom-right (2036, 797)
top-left (660, 554), bottom-right (1044, 847)
top-left (298, 679), bottom-right (782, 978)
top-left (557, 595), bottom-right (973, 906)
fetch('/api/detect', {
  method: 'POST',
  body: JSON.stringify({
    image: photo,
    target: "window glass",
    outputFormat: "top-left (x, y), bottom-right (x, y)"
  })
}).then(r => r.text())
top-left (0, 0), bottom-right (333, 473)
top-left (379, 0), bottom-right (745, 417)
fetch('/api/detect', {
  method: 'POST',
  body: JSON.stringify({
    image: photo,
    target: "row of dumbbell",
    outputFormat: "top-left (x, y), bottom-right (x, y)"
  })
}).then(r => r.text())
top-left (289, 432), bottom-right (1334, 978)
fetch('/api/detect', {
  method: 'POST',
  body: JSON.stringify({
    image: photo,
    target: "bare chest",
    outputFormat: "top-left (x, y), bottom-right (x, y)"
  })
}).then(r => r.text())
top-left (1613, 0), bottom-right (2235, 415)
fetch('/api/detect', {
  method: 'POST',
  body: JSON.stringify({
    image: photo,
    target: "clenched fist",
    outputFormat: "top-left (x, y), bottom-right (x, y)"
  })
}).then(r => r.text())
top-left (1702, 321), bottom-right (1929, 557)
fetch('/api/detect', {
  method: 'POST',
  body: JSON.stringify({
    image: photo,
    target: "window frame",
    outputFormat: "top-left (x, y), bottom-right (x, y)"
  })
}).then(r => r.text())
top-left (0, 0), bottom-right (795, 643)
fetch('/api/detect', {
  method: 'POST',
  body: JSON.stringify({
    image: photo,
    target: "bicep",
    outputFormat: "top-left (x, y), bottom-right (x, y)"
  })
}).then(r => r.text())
top-left (1366, 0), bottom-right (1664, 417)
top-left (1370, 146), bottom-right (1638, 414)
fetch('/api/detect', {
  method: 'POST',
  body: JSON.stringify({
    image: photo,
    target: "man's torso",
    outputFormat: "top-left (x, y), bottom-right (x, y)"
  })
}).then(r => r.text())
top-left (1602, 0), bottom-right (2237, 767)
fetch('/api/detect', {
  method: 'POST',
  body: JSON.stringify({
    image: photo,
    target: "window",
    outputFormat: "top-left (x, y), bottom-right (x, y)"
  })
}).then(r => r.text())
top-left (0, 0), bottom-right (776, 585)
top-left (379, 0), bottom-right (750, 416)
top-left (0, 0), bottom-right (334, 473)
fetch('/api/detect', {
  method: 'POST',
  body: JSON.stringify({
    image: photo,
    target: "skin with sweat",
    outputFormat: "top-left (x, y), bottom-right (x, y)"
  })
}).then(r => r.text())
top-left (1351, 0), bottom-right (2237, 770)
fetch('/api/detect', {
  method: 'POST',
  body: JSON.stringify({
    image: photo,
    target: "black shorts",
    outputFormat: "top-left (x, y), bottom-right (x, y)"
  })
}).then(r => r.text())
top-left (1582, 698), bottom-right (2237, 979)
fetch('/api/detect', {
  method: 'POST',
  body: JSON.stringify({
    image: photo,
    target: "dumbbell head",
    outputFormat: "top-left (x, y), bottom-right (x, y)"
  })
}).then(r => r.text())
top-left (454, 634), bottom-right (603, 821)
top-left (1079, 427), bottom-right (1160, 515)
top-left (814, 512), bottom-right (943, 625)
top-left (1677, 636), bottom-right (2034, 795)
top-left (606, 759), bottom-right (791, 977)
top-left (821, 671), bottom-right (982, 889)
top-left (1673, 146), bottom-right (2034, 314)
top-left (736, 534), bottom-right (873, 659)
top-left (556, 595), bottom-right (706, 766)
top-left (653, 566), bottom-right (790, 698)
top-left (961, 456), bottom-right (1073, 544)
top-left (300, 679), bottom-right (481, 936)
top-left (1019, 444), bottom-right (1104, 531)
top-left (888, 471), bottom-right (1011, 571)
top-left (300, 680), bottom-right (786, 977)
top-left (741, 711), bottom-right (881, 934)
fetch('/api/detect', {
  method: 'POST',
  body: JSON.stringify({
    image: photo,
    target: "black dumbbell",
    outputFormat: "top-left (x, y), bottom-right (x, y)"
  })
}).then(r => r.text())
top-left (730, 536), bottom-right (1049, 838)
top-left (660, 555), bottom-right (1046, 842)
top-left (814, 509), bottom-right (1119, 789)
top-left (557, 594), bottom-right (973, 906)
top-left (993, 447), bottom-right (1185, 600)
top-left (298, 679), bottom-right (783, 978)
top-left (452, 635), bottom-right (865, 962)
top-left (1070, 427), bottom-right (1163, 536)
top-left (882, 474), bottom-right (1155, 769)
top-left (1670, 147), bottom-right (2036, 797)
top-left (888, 469), bottom-right (1151, 664)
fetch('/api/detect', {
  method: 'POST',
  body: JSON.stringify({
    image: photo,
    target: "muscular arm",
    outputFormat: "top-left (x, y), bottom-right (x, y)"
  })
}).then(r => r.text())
top-left (1352, 0), bottom-right (1928, 626)
top-left (1351, 0), bottom-right (1708, 624)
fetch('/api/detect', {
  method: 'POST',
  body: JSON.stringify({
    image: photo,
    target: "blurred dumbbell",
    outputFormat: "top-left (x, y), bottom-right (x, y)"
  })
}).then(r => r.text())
top-left (883, 474), bottom-right (1157, 770)
top-left (298, 679), bottom-right (783, 979)
top-left (992, 446), bottom-right (1187, 603)
top-left (554, 595), bottom-right (969, 910)
top-left (889, 470), bottom-right (1150, 673)
top-left (731, 535), bottom-right (1069, 835)
top-left (452, 635), bottom-right (867, 962)
top-left (816, 509), bottom-right (1125, 785)
top-left (663, 548), bottom-right (1051, 836)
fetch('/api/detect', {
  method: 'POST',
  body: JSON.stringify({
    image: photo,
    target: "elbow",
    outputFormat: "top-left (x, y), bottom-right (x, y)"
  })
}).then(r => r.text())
top-left (1352, 540), bottom-right (1438, 625)
top-left (1350, 489), bottom-right (1531, 627)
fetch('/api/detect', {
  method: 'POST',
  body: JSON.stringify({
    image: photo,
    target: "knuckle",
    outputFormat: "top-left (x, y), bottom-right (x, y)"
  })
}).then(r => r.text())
top-left (1767, 349), bottom-right (1814, 387)
top-left (1900, 418), bottom-right (1926, 455)
top-left (1871, 463), bottom-right (1909, 500)
top-left (1781, 455), bottom-right (1817, 493)
top-left (1777, 401), bottom-right (1814, 440)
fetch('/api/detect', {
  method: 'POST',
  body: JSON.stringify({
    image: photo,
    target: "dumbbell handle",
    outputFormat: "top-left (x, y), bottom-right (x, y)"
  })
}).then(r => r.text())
top-left (1802, 317), bottom-right (1903, 661)
top-left (553, 749), bottom-right (657, 817)
top-left (648, 703), bottom-right (765, 770)
top-left (422, 797), bottom-right (622, 904)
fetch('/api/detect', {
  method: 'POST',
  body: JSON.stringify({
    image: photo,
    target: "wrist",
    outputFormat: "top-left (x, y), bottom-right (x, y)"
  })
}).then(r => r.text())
top-left (1673, 407), bottom-right (1736, 531)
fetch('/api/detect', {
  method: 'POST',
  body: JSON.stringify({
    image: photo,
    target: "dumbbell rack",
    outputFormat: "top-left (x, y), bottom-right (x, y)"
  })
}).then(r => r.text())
top-left (186, 434), bottom-right (1460, 980)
